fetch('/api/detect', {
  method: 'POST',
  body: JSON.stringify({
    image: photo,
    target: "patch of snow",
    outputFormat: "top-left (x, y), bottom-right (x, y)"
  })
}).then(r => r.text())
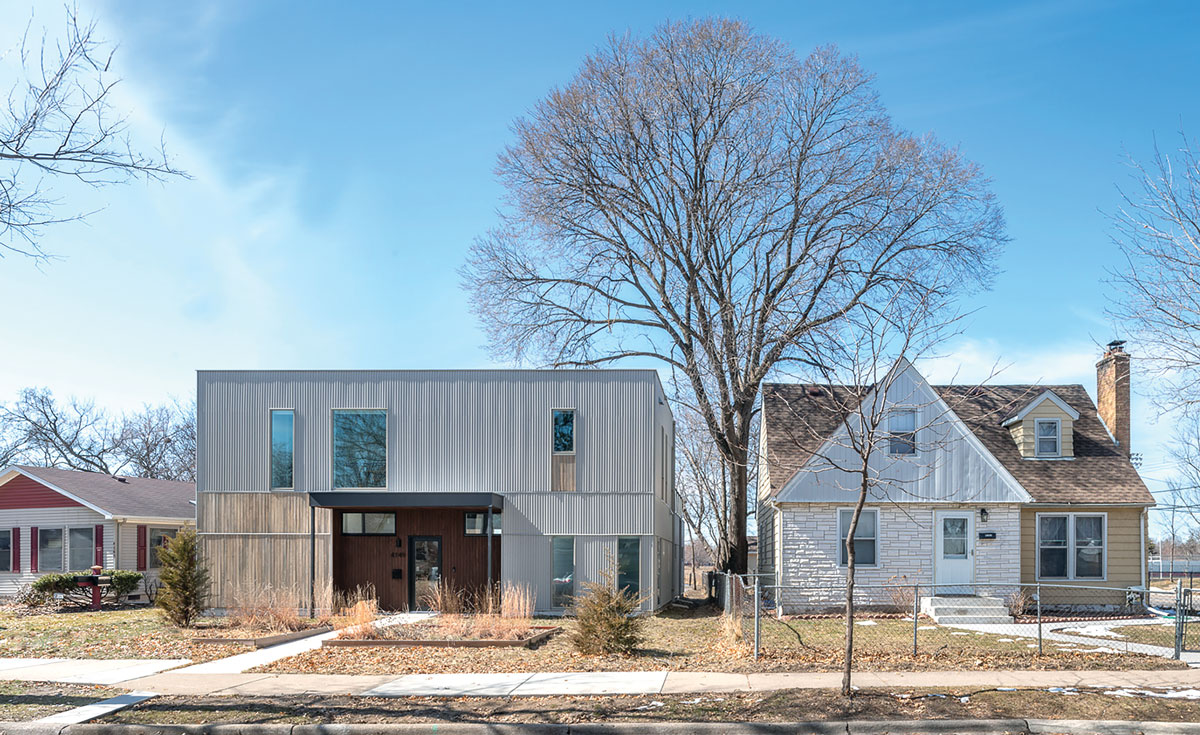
top-left (634, 701), bottom-right (664, 710)
top-left (997, 638), bottom-right (1014, 642)
top-left (1060, 624), bottom-right (1126, 638)
top-left (855, 620), bottom-right (878, 626)
top-left (917, 625), bottom-right (936, 630)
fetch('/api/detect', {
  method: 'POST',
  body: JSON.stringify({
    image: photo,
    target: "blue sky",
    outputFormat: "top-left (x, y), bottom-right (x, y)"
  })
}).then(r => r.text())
top-left (1, 2), bottom-right (1197, 509)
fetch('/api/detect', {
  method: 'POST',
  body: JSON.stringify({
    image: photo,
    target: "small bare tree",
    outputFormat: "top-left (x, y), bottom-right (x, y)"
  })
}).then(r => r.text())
top-left (2, 6), bottom-right (185, 261)
top-left (462, 18), bottom-right (1006, 573)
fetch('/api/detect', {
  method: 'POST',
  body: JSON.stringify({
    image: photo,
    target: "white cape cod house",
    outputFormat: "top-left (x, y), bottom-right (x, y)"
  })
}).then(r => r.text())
top-left (756, 343), bottom-right (1153, 615)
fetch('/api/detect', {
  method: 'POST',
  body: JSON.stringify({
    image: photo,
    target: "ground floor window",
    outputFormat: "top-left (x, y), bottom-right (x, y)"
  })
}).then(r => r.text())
top-left (39, 528), bottom-right (63, 572)
top-left (68, 527), bottom-right (94, 571)
top-left (464, 512), bottom-right (501, 535)
top-left (551, 536), bottom-right (574, 607)
top-left (0, 529), bottom-right (10, 572)
top-left (341, 512), bottom-right (395, 536)
top-left (1038, 513), bottom-right (1105, 580)
top-left (617, 537), bottom-right (640, 598)
top-left (837, 508), bottom-right (878, 566)
top-left (149, 528), bottom-right (177, 569)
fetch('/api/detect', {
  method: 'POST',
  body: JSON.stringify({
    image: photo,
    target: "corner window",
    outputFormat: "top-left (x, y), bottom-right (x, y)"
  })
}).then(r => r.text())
top-left (1035, 418), bottom-right (1061, 457)
top-left (149, 528), bottom-right (177, 569)
top-left (333, 409), bottom-right (387, 489)
top-left (38, 528), bottom-right (63, 572)
top-left (552, 409), bottom-right (575, 453)
top-left (1038, 513), bottom-right (1105, 580)
top-left (68, 527), bottom-right (94, 571)
top-left (618, 537), bottom-right (640, 598)
top-left (0, 529), bottom-right (10, 572)
top-left (465, 512), bottom-right (501, 536)
top-left (270, 409), bottom-right (294, 490)
top-left (551, 536), bottom-right (574, 607)
top-left (887, 409), bottom-right (917, 455)
top-left (837, 508), bottom-right (878, 566)
top-left (341, 512), bottom-right (395, 536)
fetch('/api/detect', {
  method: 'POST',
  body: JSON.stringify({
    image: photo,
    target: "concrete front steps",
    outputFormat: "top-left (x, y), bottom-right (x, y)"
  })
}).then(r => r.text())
top-left (920, 595), bottom-right (1014, 624)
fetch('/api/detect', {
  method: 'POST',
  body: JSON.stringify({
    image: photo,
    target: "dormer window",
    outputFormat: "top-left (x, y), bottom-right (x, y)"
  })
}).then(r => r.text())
top-left (1035, 418), bottom-right (1061, 457)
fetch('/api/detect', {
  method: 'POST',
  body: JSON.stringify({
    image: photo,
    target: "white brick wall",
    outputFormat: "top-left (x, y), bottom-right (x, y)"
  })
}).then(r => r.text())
top-left (776, 502), bottom-right (1020, 612)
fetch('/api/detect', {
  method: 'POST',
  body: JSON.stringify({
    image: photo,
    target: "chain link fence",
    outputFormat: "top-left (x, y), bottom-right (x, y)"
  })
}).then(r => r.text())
top-left (717, 573), bottom-right (1200, 663)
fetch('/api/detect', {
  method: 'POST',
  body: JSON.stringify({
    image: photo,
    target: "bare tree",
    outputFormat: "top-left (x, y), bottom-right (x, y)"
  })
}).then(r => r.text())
top-left (2, 6), bottom-right (185, 261)
top-left (120, 400), bottom-right (196, 482)
top-left (462, 19), bottom-right (1005, 572)
top-left (675, 408), bottom-right (724, 586)
top-left (1107, 131), bottom-right (1200, 413)
top-left (1, 387), bottom-right (125, 472)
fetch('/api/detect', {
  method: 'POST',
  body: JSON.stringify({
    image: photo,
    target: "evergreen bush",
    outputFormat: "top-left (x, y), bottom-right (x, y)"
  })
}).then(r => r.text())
top-left (156, 527), bottom-right (210, 627)
top-left (570, 556), bottom-right (646, 656)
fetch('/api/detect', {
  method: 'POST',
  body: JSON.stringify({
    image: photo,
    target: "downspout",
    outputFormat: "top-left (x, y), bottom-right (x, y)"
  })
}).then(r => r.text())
top-left (486, 506), bottom-right (494, 588)
top-left (309, 504), bottom-right (316, 619)
top-left (1140, 507), bottom-right (1147, 589)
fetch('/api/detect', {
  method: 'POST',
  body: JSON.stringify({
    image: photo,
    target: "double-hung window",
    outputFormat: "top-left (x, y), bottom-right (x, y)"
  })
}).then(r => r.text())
top-left (270, 409), bottom-right (294, 490)
top-left (1035, 418), bottom-right (1061, 457)
top-left (68, 527), bottom-right (94, 571)
top-left (837, 508), bottom-right (878, 566)
top-left (0, 529), bottom-right (10, 572)
top-left (887, 409), bottom-right (917, 455)
top-left (1038, 513), bottom-right (1105, 579)
top-left (149, 528), bottom-right (177, 569)
top-left (38, 529), bottom-right (63, 572)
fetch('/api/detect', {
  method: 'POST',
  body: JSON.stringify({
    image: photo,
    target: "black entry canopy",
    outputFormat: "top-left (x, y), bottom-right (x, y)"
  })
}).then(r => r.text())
top-left (308, 491), bottom-right (503, 512)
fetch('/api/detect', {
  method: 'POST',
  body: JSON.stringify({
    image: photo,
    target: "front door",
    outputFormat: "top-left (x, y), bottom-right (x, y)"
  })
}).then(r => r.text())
top-left (409, 536), bottom-right (442, 611)
top-left (934, 511), bottom-right (974, 592)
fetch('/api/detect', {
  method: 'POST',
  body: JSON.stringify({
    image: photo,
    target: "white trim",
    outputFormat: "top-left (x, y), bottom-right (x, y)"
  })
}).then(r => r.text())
top-left (268, 408), bottom-right (295, 491)
top-left (933, 510), bottom-right (975, 587)
top-left (330, 408), bottom-right (389, 491)
top-left (1034, 418), bottom-right (1062, 458)
top-left (37, 527), bottom-right (66, 573)
top-left (886, 407), bottom-right (918, 457)
top-left (836, 507), bottom-right (879, 568)
top-left (66, 525), bottom-right (95, 572)
top-left (0, 467), bottom-right (114, 518)
top-left (0, 528), bottom-right (12, 573)
top-left (1000, 390), bottom-right (1080, 426)
top-left (1035, 511), bottom-right (1108, 582)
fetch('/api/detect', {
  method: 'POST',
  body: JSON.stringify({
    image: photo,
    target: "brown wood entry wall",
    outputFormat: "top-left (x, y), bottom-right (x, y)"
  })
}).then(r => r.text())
top-left (332, 507), bottom-right (501, 611)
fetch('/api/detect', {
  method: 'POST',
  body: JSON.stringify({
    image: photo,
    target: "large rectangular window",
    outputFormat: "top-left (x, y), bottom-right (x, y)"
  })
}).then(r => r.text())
top-left (38, 528), bottom-right (63, 572)
top-left (551, 536), bottom-right (574, 607)
top-left (1039, 513), bottom-right (1105, 580)
top-left (270, 409), bottom-right (294, 490)
top-left (837, 508), bottom-right (878, 566)
top-left (149, 528), bottom-right (177, 569)
top-left (552, 409), bottom-right (575, 453)
top-left (887, 409), bottom-right (917, 455)
top-left (1035, 418), bottom-right (1061, 457)
top-left (0, 529), bottom-right (10, 572)
top-left (464, 512), bottom-right (501, 536)
top-left (618, 537), bottom-right (640, 598)
top-left (68, 527), bottom-right (94, 571)
top-left (341, 512), bottom-right (395, 536)
top-left (333, 409), bottom-right (387, 488)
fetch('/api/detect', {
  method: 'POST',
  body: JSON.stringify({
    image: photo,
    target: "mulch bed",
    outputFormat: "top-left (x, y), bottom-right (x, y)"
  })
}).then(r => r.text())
top-left (326, 625), bottom-right (559, 649)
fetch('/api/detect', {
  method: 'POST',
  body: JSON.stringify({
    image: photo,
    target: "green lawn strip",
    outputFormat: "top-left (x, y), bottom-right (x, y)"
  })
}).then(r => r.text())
top-left (100, 687), bottom-right (1200, 725)
top-left (0, 608), bottom-right (247, 662)
top-left (0, 681), bottom-right (122, 722)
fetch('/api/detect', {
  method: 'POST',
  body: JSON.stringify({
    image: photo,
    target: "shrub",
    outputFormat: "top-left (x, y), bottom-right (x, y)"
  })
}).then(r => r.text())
top-left (1006, 587), bottom-right (1033, 618)
top-left (13, 583), bottom-right (50, 607)
top-left (570, 561), bottom-right (645, 656)
top-left (31, 570), bottom-right (143, 608)
top-left (886, 574), bottom-right (916, 614)
top-left (156, 527), bottom-right (210, 628)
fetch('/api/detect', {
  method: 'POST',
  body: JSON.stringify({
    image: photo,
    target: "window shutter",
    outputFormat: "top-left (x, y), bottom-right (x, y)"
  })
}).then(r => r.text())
top-left (12, 528), bottom-right (19, 573)
top-left (136, 525), bottom-right (147, 571)
top-left (30, 527), bottom-right (38, 573)
top-left (94, 524), bottom-right (104, 568)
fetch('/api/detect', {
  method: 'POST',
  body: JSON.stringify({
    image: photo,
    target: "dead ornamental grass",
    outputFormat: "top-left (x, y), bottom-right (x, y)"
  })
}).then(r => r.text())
top-left (350, 581), bottom-right (539, 642)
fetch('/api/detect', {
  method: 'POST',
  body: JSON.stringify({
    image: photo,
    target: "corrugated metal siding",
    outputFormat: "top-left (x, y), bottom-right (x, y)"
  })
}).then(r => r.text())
top-left (198, 370), bottom-right (660, 495)
top-left (504, 493), bottom-right (655, 536)
top-left (775, 364), bottom-right (1031, 504)
top-left (500, 534), bottom-right (553, 610)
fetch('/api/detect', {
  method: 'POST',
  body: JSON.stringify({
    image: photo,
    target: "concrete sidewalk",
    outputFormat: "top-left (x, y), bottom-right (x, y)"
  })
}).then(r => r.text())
top-left (118, 668), bottom-right (1200, 698)
top-left (0, 658), bottom-right (189, 685)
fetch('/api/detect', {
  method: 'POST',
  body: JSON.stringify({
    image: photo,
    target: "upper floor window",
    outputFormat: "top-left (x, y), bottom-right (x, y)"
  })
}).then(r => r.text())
top-left (333, 409), bottom-right (387, 488)
top-left (887, 409), bottom-right (917, 455)
top-left (1035, 418), bottom-right (1061, 457)
top-left (552, 409), bottom-right (575, 453)
top-left (270, 409), bottom-right (294, 490)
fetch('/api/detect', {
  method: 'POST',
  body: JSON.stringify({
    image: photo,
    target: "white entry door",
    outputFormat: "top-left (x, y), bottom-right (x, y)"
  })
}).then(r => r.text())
top-left (934, 511), bottom-right (974, 592)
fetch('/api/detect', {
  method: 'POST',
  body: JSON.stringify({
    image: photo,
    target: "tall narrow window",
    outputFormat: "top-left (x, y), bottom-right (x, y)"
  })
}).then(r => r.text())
top-left (837, 508), bottom-right (878, 566)
top-left (149, 528), bottom-right (177, 569)
top-left (552, 409), bottom-right (575, 453)
top-left (1074, 515), bottom-right (1105, 579)
top-left (551, 536), bottom-right (574, 607)
top-left (333, 409), bottom-right (387, 488)
top-left (38, 529), bottom-right (63, 572)
top-left (0, 529), bottom-right (10, 572)
top-left (1038, 515), bottom-right (1069, 578)
top-left (1035, 418), bottom-right (1061, 457)
top-left (270, 409), bottom-right (294, 490)
top-left (618, 537), bottom-right (640, 598)
top-left (888, 409), bottom-right (917, 455)
top-left (68, 527), bottom-right (94, 571)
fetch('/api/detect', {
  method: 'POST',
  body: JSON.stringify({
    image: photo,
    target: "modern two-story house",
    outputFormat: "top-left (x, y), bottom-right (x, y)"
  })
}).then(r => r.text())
top-left (196, 370), bottom-right (681, 614)
top-left (757, 342), bottom-right (1153, 614)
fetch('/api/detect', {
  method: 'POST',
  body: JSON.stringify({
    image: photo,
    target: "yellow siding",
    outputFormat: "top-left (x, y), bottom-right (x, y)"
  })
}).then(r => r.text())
top-left (1010, 399), bottom-right (1075, 457)
top-left (1020, 506), bottom-right (1146, 606)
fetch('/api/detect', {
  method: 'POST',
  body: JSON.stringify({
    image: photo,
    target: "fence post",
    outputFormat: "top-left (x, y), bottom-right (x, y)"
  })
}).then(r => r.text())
top-left (912, 583), bottom-right (920, 656)
top-left (1036, 583), bottom-right (1043, 655)
top-left (1176, 579), bottom-right (1184, 660)
top-left (753, 576), bottom-right (760, 661)
top-left (724, 573), bottom-right (732, 615)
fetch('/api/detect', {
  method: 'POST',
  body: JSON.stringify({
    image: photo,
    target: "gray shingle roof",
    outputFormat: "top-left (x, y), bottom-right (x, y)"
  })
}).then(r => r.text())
top-left (13, 465), bottom-right (195, 519)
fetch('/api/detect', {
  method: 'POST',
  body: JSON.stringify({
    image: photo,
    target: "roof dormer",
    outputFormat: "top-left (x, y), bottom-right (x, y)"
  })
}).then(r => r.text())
top-left (1001, 390), bottom-right (1079, 459)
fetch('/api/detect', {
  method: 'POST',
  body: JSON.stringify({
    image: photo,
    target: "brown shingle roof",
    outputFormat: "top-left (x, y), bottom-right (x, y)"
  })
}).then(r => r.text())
top-left (11, 465), bottom-right (195, 519)
top-left (760, 382), bottom-right (1153, 506)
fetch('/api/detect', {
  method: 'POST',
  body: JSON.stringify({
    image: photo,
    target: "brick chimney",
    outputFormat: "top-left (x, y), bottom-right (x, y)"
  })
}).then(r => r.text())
top-left (1096, 340), bottom-right (1131, 455)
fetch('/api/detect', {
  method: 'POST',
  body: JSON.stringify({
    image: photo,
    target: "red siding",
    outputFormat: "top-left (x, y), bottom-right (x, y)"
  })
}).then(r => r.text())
top-left (136, 525), bottom-right (147, 571)
top-left (30, 527), bottom-right (38, 573)
top-left (0, 474), bottom-right (85, 509)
